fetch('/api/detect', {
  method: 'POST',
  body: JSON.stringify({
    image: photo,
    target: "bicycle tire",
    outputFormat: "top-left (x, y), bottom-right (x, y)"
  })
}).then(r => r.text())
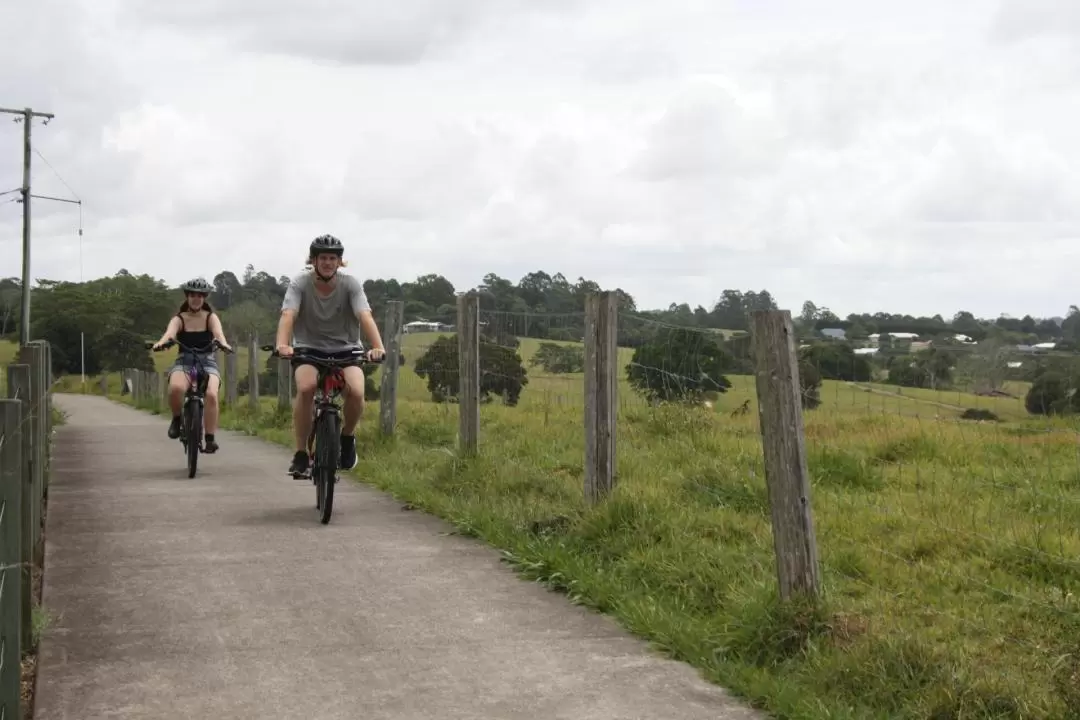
top-left (314, 408), bottom-right (340, 524)
top-left (185, 400), bottom-right (201, 479)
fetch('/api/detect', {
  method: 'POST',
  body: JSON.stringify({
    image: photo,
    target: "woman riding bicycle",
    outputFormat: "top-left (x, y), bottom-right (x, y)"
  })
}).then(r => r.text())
top-left (152, 277), bottom-right (233, 453)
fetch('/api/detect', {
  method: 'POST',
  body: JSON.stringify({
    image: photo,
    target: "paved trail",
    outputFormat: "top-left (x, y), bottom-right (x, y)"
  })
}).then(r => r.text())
top-left (36, 394), bottom-right (759, 719)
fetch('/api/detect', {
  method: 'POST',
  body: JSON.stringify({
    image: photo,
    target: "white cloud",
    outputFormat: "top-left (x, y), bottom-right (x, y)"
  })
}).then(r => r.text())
top-left (1, 0), bottom-right (1079, 319)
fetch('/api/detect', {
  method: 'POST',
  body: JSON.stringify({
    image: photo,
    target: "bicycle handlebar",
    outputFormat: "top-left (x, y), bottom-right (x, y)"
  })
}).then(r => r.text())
top-left (146, 338), bottom-right (234, 354)
top-left (261, 344), bottom-right (384, 365)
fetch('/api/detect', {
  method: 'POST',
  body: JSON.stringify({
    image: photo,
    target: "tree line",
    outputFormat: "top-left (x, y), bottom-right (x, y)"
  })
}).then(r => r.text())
top-left (7, 264), bottom-right (1080, 382)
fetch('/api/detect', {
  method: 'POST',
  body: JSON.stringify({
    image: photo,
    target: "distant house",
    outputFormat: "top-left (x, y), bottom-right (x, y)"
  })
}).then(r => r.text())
top-left (909, 341), bottom-right (933, 352)
top-left (853, 347), bottom-right (878, 356)
top-left (868, 332), bottom-right (920, 341)
top-left (1016, 342), bottom-right (1057, 354)
top-left (403, 320), bottom-right (453, 334)
top-left (820, 328), bottom-right (846, 341)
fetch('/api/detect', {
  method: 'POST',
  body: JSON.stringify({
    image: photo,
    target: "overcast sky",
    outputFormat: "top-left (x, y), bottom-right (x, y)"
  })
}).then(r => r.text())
top-left (1, 0), bottom-right (1078, 318)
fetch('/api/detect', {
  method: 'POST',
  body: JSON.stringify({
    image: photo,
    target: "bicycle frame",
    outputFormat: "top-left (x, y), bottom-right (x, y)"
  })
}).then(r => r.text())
top-left (306, 362), bottom-right (349, 460)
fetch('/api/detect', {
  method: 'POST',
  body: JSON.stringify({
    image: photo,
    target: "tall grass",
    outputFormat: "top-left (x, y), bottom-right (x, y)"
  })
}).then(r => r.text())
top-left (50, 333), bottom-right (1080, 718)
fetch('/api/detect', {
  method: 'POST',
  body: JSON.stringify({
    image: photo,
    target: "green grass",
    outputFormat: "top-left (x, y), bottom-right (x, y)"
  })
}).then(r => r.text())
top-left (40, 333), bottom-right (1080, 718)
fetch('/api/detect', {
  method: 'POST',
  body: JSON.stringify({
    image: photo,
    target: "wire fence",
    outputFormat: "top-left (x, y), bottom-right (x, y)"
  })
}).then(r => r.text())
top-left (93, 297), bottom-right (1080, 714)
top-left (0, 340), bottom-right (54, 720)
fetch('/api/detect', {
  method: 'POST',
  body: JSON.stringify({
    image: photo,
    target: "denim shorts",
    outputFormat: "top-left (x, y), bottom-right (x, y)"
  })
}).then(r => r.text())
top-left (168, 352), bottom-right (220, 377)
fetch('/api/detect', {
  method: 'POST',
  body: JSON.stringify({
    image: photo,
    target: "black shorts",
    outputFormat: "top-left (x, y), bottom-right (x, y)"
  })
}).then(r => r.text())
top-left (289, 347), bottom-right (365, 372)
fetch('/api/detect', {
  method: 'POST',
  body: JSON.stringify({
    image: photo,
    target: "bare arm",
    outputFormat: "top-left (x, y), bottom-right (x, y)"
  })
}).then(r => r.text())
top-left (155, 316), bottom-right (182, 348)
top-left (349, 280), bottom-right (384, 351)
top-left (276, 308), bottom-right (296, 350)
top-left (358, 310), bottom-right (384, 351)
top-left (277, 275), bottom-right (302, 352)
top-left (207, 313), bottom-right (231, 349)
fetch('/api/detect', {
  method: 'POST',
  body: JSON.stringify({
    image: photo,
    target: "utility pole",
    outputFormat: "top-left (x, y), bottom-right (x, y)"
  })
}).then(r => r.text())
top-left (1, 106), bottom-right (55, 346)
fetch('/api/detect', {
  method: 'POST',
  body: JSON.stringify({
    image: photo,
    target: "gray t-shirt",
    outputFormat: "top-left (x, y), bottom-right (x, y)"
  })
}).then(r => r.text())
top-left (281, 271), bottom-right (372, 352)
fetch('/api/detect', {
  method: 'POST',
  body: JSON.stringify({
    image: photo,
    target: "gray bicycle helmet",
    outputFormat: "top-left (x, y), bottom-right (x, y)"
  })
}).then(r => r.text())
top-left (309, 234), bottom-right (344, 257)
top-left (180, 277), bottom-right (212, 294)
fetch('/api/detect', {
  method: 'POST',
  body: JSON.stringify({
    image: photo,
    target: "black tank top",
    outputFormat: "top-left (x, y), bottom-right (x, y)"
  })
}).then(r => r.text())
top-left (176, 311), bottom-right (215, 353)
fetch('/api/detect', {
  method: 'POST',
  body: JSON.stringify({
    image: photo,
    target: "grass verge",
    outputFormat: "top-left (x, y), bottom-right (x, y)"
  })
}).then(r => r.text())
top-left (65, 360), bottom-right (1080, 719)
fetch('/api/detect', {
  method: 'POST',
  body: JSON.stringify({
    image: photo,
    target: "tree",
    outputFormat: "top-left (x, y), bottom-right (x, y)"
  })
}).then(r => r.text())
top-left (211, 271), bottom-right (243, 310)
top-left (529, 342), bottom-right (584, 374)
top-left (955, 338), bottom-right (1011, 395)
top-left (800, 343), bottom-right (873, 382)
top-left (412, 334), bottom-right (529, 406)
top-left (626, 327), bottom-right (733, 403)
top-left (886, 348), bottom-right (956, 389)
top-left (221, 300), bottom-right (276, 343)
top-left (0, 277), bottom-right (20, 337)
top-left (798, 356), bottom-right (823, 410)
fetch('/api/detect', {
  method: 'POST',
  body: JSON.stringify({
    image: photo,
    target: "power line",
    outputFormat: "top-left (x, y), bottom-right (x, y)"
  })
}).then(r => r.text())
top-left (30, 145), bottom-right (84, 280)
top-left (32, 146), bottom-right (81, 203)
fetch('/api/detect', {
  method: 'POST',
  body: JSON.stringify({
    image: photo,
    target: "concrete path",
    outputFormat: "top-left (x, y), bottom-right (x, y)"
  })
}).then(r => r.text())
top-left (36, 394), bottom-right (760, 720)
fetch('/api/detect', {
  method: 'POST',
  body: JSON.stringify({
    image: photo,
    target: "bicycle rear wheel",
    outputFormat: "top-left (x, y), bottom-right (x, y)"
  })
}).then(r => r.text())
top-left (185, 400), bottom-right (201, 478)
top-left (313, 408), bottom-right (340, 524)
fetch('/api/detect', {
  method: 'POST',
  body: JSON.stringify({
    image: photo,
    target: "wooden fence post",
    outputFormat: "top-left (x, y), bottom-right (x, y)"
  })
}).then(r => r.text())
top-left (4, 365), bottom-right (31, 654)
top-left (225, 349), bottom-right (239, 407)
top-left (750, 309), bottom-right (821, 601)
top-left (584, 291), bottom-right (618, 504)
top-left (248, 334), bottom-right (260, 411)
top-left (277, 358), bottom-right (291, 411)
top-left (456, 292), bottom-right (480, 455)
top-left (0, 398), bottom-right (23, 718)
top-left (16, 343), bottom-right (45, 566)
top-left (379, 300), bottom-right (405, 436)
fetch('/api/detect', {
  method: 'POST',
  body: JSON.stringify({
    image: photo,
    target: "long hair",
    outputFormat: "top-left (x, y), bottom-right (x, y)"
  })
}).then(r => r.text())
top-left (305, 255), bottom-right (348, 268)
top-left (179, 299), bottom-right (215, 314)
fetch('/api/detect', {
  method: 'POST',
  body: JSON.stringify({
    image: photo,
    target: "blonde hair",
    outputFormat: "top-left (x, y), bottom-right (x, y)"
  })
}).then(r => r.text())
top-left (305, 256), bottom-right (348, 267)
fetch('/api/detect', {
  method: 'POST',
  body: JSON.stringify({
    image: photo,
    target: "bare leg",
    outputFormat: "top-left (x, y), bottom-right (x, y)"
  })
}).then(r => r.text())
top-left (293, 364), bottom-right (317, 452)
top-left (341, 365), bottom-right (366, 435)
top-left (204, 374), bottom-right (221, 434)
top-left (168, 370), bottom-right (186, 417)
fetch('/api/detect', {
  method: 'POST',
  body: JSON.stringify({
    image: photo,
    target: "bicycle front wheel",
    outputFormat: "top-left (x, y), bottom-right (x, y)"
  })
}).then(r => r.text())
top-left (314, 409), bottom-right (340, 524)
top-left (185, 401), bottom-right (201, 479)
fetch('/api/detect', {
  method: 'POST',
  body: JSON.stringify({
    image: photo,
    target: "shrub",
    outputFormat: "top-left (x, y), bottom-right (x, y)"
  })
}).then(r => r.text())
top-left (1025, 370), bottom-right (1080, 416)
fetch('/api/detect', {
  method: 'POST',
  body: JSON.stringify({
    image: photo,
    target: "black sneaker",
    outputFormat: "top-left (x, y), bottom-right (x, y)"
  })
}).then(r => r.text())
top-left (288, 451), bottom-right (310, 478)
top-left (204, 434), bottom-right (219, 454)
top-left (339, 434), bottom-right (358, 470)
top-left (167, 415), bottom-right (181, 439)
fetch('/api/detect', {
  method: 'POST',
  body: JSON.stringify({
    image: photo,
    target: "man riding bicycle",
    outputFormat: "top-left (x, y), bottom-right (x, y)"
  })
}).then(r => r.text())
top-left (275, 234), bottom-right (386, 476)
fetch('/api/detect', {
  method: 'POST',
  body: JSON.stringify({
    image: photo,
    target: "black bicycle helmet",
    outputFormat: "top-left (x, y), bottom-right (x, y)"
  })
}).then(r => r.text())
top-left (180, 277), bottom-right (212, 294)
top-left (309, 234), bottom-right (344, 257)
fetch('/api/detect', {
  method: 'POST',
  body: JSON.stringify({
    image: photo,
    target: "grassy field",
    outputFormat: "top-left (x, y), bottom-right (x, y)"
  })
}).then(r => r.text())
top-left (18, 333), bottom-right (1080, 718)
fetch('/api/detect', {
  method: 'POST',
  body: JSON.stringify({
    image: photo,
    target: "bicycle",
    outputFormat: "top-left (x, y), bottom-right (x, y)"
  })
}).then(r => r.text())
top-left (146, 338), bottom-right (233, 479)
top-left (264, 344), bottom-right (383, 524)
